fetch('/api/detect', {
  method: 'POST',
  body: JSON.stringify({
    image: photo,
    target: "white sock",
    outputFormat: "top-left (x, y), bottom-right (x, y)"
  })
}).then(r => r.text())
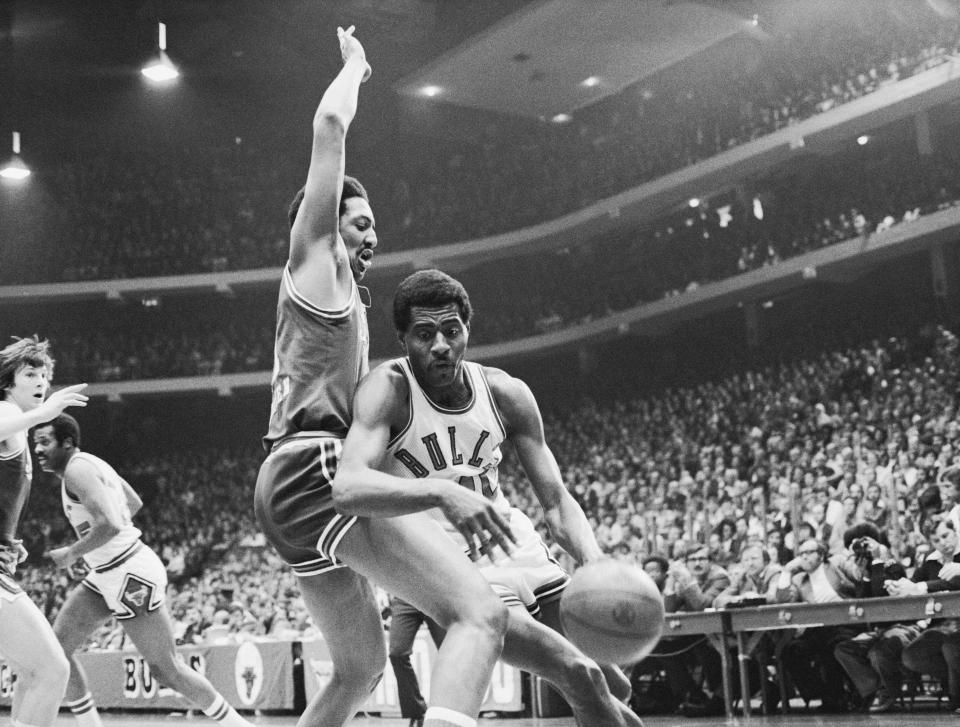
top-left (65, 693), bottom-right (103, 727)
top-left (13, 721), bottom-right (48, 727)
top-left (202, 694), bottom-right (251, 727)
top-left (424, 706), bottom-right (477, 727)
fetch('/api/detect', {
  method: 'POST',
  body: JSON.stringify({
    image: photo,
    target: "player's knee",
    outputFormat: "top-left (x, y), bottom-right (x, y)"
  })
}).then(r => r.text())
top-left (564, 655), bottom-right (606, 696)
top-left (470, 594), bottom-right (509, 644)
top-left (334, 649), bottom-right (386, 695)
top-left (40, 650), bottom-right (71, 690)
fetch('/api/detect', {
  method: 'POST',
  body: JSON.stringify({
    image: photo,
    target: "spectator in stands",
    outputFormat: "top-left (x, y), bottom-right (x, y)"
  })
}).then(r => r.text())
top-left (639, 546), bottom-right (729, 716)
top-left (892, 520), bottom-right (960, 712)
top-left (832, 524), bottom-right (914, 714)
top-left (775, 538), bottom-right (863, 712)
top-left (714, 543), bottom-right (780, 608)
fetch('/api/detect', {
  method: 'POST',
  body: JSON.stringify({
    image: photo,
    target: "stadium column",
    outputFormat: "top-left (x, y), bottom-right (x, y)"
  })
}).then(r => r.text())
top-left (930, 240), bottom-right (960, 327)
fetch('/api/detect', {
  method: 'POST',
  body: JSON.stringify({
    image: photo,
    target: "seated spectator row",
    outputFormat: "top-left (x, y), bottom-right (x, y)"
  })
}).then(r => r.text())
top-left (8, 137), bottom-right (958, 385)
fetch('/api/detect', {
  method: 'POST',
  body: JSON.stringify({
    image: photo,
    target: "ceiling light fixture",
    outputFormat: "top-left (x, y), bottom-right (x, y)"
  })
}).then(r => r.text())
top-left (0, 132), bottom-right (31, 181)
top-left (141, 22), bottom-right (180, 83)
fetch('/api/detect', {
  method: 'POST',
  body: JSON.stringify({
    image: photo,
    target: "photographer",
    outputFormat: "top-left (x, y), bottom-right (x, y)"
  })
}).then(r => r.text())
top-left (832, 524), bottom-right (914, 713)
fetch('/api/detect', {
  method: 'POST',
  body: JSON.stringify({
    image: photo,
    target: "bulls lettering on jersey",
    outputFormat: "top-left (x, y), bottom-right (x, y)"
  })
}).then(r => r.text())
top-left (385, 358), bottom-right (510, 531)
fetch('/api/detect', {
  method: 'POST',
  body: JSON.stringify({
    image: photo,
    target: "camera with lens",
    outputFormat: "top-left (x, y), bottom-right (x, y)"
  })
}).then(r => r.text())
top-left (852, 537), bottom-right (872, 559)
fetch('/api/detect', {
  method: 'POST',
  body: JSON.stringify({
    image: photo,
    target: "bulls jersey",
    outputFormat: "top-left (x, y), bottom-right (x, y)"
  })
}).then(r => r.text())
top-left (264, 265), bottom-right (369, 449)
top-left (384, 358), bottom-right (510, 547)
top-left (0, 430), bottom-right (31, 545)
top-left (61, 452), bottom-right (142, 570)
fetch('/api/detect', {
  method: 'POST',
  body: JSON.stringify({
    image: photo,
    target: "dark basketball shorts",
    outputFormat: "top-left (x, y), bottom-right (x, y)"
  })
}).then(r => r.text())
top-left (254, 436), bottom-right (358, 577)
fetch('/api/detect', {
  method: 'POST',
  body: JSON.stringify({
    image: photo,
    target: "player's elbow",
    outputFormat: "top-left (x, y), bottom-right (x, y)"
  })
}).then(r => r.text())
top-left (330, 474), bottom-right (361, 515)
top-left (312, 110), bottom-right (348, 141)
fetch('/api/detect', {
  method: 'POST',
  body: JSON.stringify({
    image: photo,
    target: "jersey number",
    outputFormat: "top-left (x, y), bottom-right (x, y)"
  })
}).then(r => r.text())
top-left (458, 473), bottom-right (496, 498)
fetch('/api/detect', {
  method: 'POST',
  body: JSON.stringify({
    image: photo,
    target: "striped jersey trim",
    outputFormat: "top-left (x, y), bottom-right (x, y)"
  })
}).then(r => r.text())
top-left (317, 514), bottom-right (358, 564)
top-left (386, 360), bottom-right (414, 449)
top-left (0, 444), bottom-right (24, 461)
top-left (270, 431), bottom-right (345, 453)
top-left (283, 265), bottom-right (356, 320)
top-left (0, 572), bottom-right (22, 595)
top-left (475, 366), bottom-right (507, 441)
top-left (93, 541), bottom-right (143, 573)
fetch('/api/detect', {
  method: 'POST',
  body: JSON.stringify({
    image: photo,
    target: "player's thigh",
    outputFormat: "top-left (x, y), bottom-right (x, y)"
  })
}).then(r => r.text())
top-left (0, 594), bottom-right (66, 673)
top-left (53, 585), bottom-right (113, 654)
top-left (119, 604), bottom-right (182, 668)
top-left (337, 513), bottom-right (503, 630)
top-left (297, 567), bottom-right (386, 676)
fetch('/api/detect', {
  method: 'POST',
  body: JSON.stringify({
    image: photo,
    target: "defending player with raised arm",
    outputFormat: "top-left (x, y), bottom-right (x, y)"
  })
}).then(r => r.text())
top-left (334, 270), bottom-right (643, 727)
top-left (34, 414), bottom-right (256, 727)
top-left (0, 336), bottom-right (86, 727)
top-left (253, 26), bottom-right (513, 727)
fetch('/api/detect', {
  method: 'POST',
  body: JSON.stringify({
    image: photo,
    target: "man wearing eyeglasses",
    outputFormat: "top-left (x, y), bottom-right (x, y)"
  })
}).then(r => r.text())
top-left (647, 546), bottom-right (730, 716)
top-left (775, 538), bottom-right (862, 712)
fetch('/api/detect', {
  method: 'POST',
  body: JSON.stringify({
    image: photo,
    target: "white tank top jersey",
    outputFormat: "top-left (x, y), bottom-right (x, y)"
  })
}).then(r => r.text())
top-left (61, 452), bottom-right (142, 570)
top-left (384, 358), bottom-right (511, 548)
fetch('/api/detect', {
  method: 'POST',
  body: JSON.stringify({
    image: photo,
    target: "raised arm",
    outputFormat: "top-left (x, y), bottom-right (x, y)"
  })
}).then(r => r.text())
top-left (288, 26), bottom-right (371, 306)
top-left (332, 364), bottom-right (515, 560)
top-left (48, 458), bottom-right (128, 567)
top-left (490, 369), bottom-right (604, 566)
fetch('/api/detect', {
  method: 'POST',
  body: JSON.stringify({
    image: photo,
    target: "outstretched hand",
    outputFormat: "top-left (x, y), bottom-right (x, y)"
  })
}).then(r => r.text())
top-left (437, 483), bottom-right (517, 562)
top-left (337, 25), bottom-right (371, 82)
top-left (41, 383), bottom-right (89, 418)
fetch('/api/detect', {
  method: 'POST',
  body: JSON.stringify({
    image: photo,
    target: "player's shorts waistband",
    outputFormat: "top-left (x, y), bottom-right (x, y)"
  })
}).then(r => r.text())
top-left (270, 431), bottom-right (345, 453)
top-left (90, 541), bottom-right (143, 573)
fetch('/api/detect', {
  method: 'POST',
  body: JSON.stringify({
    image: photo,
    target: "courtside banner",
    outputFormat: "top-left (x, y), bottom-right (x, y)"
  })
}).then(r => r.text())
top-left (301, 631), bottom-right (523, 715)
top-left (0, 642), bottom-right (293, 710)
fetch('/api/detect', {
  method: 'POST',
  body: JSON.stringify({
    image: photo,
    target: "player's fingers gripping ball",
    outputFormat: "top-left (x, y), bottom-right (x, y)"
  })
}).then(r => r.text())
top-left (560, 559), bottom-right (665, 665)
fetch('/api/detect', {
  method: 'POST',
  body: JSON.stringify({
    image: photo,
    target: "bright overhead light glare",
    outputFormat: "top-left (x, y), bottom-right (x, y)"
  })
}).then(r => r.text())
top-left (142, 23), bottom-right (179, 83)
top-left (1, 132), bottom-right (31, 181)
top-left (688, 197), bottom-right (700, 208)
top-left (0, 161), bottom-right (30, 180)
top-left (857, 134), bottom-right (870, 145)
top-left (421, 85), bottom-right (442, 97)
top-left (582, 76), bottom-right (600, 87)
top-left (751, 14), bottom-right (760, 26)
top-left (142, 50), bottom-right (180, 82)
top-left (551, 113), bottom-right (571, 123)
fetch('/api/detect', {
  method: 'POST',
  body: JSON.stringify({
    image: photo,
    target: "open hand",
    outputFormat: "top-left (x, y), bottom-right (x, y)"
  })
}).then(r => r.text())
top-left (337, 25), bottom-right (371, 82)
top-left (41, 383), bottom-right (89, 418)
top-left (437, 483), bottom-right (516, 561)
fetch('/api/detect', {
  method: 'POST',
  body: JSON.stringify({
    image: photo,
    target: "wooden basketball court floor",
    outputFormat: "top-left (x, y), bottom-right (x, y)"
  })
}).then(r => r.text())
top-left (27, 709), bottom-right (960, 727)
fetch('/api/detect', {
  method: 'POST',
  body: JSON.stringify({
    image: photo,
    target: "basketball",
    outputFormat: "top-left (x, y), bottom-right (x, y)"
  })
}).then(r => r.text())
top-left (559, 559), bottom-right (665, 665)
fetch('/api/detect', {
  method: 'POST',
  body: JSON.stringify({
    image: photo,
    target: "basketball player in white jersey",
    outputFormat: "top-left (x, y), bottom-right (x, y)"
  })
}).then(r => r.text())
top-left (32, 414), bottom-right (256, 727)
top-left (0, 335), bottom-right (86, 727)
top-left (334, 270), bottom-right (643, 727)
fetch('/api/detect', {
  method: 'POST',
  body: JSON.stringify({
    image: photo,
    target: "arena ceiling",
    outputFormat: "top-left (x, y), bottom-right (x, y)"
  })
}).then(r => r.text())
top-left (0, 0), bottom-right (954, 140)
